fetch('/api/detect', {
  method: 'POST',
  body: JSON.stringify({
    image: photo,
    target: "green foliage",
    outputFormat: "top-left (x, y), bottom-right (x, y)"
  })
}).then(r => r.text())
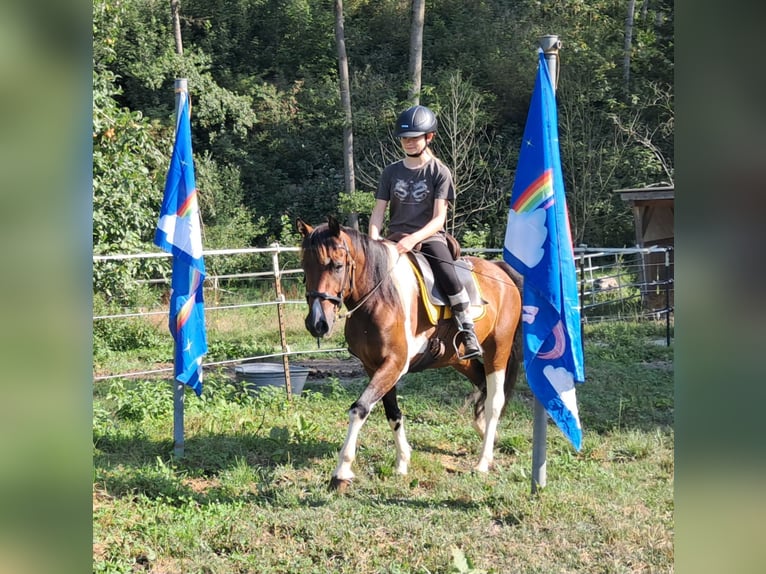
top-left (337, 189), bottom-right (376, 224)
top-left (92, 66), bottom-right (171, 299)
top-left (92, 0), bottom-right (674, 303)
top-left (459, 224), bottom-right (492, 250)
top-left (92, 293), bottom-right (170, 367)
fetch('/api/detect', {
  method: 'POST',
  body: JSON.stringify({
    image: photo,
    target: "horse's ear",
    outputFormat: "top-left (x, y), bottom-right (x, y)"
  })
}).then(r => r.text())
top-left (327, 215), bottom-right (341, 237)
top-left (296, 218), bottom-right (313, 238)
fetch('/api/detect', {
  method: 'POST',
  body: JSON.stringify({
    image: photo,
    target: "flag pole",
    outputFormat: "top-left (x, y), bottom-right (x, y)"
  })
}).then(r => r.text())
top-left (530, 34), bottom-right (562, 494)
top-left (172, 77), bottom-right (188, 459)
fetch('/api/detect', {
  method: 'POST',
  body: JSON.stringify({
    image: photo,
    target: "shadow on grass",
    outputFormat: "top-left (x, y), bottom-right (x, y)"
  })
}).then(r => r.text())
top-left (94, 430), bottom-right (339, 500)
top-left (95, 430), bottom-right (338, 468)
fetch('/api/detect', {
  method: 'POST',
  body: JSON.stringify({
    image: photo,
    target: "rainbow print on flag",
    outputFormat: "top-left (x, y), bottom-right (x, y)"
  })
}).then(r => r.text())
top-left (511, 168), bottom-right (554, 213)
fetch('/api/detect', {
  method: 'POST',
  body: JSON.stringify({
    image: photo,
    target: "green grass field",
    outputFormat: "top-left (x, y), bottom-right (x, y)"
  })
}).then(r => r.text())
top-left (93, 319), bottom-right (673, 573)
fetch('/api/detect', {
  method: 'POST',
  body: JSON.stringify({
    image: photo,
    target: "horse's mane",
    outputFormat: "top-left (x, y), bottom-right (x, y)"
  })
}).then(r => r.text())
top-left (303, 223), bottom-right (400, 309)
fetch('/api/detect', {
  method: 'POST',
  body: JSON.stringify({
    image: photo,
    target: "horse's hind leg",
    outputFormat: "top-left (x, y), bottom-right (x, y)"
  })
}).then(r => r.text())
top-left (474, 365), bottom-right (506, 473)
top-left (453, 359), bottom-right (489, 439)
top-left (454, 356), bottom-right (506, 473)
top-left (382, 385), bottom-right (412, 475)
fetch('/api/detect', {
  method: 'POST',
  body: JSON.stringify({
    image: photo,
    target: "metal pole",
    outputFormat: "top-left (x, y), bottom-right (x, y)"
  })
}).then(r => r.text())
top-left (665, 248), bottom-right (671, 347)
top-left (272, 243), bottom-right (293, 400)
top-left (173, 78), bottom-right (188, 459)
top-left (531, 34), bottom-right (562, 494)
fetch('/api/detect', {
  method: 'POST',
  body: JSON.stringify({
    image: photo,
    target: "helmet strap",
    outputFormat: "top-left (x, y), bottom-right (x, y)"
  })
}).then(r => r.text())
top-left (404, 135), bottom-right (429, 157)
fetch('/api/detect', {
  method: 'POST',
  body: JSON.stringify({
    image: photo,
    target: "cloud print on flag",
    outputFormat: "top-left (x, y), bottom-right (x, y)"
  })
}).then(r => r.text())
top-left (154, 91), bottom-right (208, 396)
top-left (504, 209), bottom-right (547, 267)
top-left (503, 52), bottom-right (585, 450)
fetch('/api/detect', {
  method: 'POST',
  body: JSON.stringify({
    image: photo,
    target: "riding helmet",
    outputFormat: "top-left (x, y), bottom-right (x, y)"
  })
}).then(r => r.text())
top-left (394, 105), bottom-right (438, 138)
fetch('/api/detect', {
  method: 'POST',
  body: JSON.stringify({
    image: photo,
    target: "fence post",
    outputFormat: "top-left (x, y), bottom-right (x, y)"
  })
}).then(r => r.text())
top-left (665, 247), bottom-right (672, 347)
top-left (271, 243), bottom-right (293, 400)
top-left (578, 250), bottom-right (586, 339)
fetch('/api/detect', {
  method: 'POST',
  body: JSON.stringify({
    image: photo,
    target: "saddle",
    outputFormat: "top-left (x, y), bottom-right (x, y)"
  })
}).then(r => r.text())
top-left (387, 232), bottom-right (486, 325)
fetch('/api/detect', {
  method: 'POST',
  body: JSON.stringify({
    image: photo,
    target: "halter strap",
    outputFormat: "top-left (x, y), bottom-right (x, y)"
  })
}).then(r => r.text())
top-left (306, 290), bottom-right (342, 306)
top-left (305, 238), bottom-right (355, 309)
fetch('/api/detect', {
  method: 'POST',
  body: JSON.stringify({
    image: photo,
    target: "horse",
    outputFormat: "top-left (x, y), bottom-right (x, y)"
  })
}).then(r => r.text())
top-left (297, 216), bottom-right (523, 491)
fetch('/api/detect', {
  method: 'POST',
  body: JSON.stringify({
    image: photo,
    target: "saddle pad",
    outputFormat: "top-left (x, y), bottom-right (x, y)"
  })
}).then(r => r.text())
top-left (407, 256), bottom-right (486, 326)
top-left (408, 251), bottom-right (485, 306)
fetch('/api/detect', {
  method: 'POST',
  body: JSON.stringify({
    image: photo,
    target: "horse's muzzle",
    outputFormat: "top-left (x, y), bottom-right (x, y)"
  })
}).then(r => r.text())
top-left (305, 297), bottom-right (333, 338)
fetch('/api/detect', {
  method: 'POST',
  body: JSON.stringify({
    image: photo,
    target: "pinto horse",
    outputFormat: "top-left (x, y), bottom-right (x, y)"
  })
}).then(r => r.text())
top-left (297, 216), bottom-right (523, 491)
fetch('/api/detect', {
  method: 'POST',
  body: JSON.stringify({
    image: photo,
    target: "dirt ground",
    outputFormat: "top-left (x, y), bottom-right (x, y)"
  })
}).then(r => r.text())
top-left (298, 356), bottom-right (365, 381)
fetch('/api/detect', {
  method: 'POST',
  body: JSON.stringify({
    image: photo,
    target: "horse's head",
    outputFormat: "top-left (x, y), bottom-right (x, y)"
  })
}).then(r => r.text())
top-left (297, 215), bottom-right (356, 339)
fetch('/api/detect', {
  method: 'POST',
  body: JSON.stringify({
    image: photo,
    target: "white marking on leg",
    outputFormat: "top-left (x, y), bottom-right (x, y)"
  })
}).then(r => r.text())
top-left (334, 404), bottom-right (374, 481)
top-left (389, 417), bottom-right (412, 475)
top-left (475, 369), bottom-right (505, 473)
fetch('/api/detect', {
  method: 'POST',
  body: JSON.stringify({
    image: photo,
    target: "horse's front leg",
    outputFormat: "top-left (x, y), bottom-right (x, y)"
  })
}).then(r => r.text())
top-left (330, 400), bottom-right (369, 491)
top-left (382, 386), bottom-right (411, 475)
top-left (475, 368), bottom-right (506, 473)
top-left (330, 362), bottom-right (405, 491)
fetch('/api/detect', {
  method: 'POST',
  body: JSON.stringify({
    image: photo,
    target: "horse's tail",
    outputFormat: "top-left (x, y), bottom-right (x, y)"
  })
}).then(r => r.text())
top-left (493, 260), bottom-right (524, 417)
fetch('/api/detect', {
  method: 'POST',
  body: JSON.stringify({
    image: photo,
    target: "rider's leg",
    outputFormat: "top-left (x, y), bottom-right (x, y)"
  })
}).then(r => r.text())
top-left (419, 236), bottom-right (483, 359)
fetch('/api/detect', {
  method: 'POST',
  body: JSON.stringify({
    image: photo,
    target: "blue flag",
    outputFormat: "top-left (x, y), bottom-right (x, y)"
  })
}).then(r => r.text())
top-left (503, 52), bottom-right (585, 450)
top-left (154, 92), bottom-right (208, 396)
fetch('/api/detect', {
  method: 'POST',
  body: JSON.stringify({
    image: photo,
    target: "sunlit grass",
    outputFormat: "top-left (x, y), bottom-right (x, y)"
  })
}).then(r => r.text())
top-left (94, 320), bottom-right (673, 573)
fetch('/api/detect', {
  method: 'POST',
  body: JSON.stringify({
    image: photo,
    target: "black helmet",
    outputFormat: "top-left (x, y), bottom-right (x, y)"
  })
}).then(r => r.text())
top-left (394, 105), bottom-right (438, 137)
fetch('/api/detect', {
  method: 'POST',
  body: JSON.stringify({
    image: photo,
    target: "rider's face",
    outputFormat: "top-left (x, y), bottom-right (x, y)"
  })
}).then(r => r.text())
top-left (399, 135), bottom-right (427, 155)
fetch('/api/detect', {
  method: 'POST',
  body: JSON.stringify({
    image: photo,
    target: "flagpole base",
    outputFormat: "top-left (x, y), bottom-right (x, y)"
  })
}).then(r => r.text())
top-left (173, 381), bottom-right (185, 458)
top-left (531, 396), bottom-right (547, 493)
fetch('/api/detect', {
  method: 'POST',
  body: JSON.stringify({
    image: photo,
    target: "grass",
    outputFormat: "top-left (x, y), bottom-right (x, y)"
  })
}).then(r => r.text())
top-left (93, 295), bottom-right (348, 377)
top-left (93, 319), bottom-right (673, 573)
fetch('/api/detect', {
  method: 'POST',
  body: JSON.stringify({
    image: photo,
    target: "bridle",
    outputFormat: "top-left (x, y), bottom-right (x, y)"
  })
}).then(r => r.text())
top-left (305, 234), bottom-right (399, 320)
top-left (305, 237), bottom-right (356, 310)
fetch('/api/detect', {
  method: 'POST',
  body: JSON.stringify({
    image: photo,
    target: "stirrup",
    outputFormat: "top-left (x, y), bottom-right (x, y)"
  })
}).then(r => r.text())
top-left (453, 329), bottom-right (483, 360)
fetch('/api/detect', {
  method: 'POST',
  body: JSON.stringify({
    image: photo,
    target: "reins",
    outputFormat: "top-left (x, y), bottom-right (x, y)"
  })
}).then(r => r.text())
top-left (413, 249), bottom-right (521, 289)
top-left (306, 232), bottom-right (518, 326)
top-left (339, 250), bottom-right (401, 319)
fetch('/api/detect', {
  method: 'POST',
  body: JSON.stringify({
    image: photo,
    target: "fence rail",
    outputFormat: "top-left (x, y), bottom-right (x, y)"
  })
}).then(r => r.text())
top-left (93, 244), bottom-right (673, 382)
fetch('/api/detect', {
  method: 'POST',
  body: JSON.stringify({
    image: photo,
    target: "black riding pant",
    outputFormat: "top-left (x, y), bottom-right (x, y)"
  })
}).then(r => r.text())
top-left (419, 234), bottom-right (461, 297)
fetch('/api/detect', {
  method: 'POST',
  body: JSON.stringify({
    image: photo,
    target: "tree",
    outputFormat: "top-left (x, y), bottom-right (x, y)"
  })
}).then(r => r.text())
top-left (624, 0), bottom-right (637, 95)
top-left (334, 0), bottom-right (358, 228)
top-left (435, 72), bottom-right (506, 238)
top-left (408, 0), bottom-right (425, 104)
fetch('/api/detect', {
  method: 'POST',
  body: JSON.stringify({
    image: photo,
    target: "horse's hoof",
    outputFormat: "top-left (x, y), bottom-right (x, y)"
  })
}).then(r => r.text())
top-left (329, 476), bottom-right (352, 492)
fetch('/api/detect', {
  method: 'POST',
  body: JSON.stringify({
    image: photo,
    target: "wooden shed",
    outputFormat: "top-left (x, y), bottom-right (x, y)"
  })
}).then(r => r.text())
top-left (615, 185), bottom-right (674, 310)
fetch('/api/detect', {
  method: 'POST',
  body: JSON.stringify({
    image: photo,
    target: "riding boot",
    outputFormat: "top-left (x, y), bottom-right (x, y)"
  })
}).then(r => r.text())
top-left (450, 300), bottom-right (483, 359)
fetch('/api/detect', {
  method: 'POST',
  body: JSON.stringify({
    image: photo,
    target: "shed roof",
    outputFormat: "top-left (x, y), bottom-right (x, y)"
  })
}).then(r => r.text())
top-left (615, 185), bottom-right (674, 201)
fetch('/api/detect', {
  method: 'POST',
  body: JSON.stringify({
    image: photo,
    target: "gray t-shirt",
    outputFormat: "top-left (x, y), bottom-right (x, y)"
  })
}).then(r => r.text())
top-left (376, 158), bottom-right (455, 234)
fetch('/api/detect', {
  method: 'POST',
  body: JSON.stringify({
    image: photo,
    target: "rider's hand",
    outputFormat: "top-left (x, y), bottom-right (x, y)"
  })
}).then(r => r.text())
top-left (396, 236), bottom-right (418, 254)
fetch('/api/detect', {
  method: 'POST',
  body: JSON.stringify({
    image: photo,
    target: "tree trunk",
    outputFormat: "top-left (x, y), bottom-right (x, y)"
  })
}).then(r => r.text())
top-left (334, 0), bottom-right (358, 229)
top-left (408, 0), bottom-right (425, 105)
top-left (623, 0), bottom-right (636, 96)
top-left (170, 0), bottom-right (184, 55)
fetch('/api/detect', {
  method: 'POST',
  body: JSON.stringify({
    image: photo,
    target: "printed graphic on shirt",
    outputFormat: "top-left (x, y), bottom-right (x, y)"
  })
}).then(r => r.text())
top-left (393, 178), bottom-right (430, 203)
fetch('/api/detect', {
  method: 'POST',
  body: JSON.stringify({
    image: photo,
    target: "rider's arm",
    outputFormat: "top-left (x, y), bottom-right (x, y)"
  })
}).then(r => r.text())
top-left (394, 198), bottom-right (448, 253)
top-left (369, 199), bottom-right (388, 240)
